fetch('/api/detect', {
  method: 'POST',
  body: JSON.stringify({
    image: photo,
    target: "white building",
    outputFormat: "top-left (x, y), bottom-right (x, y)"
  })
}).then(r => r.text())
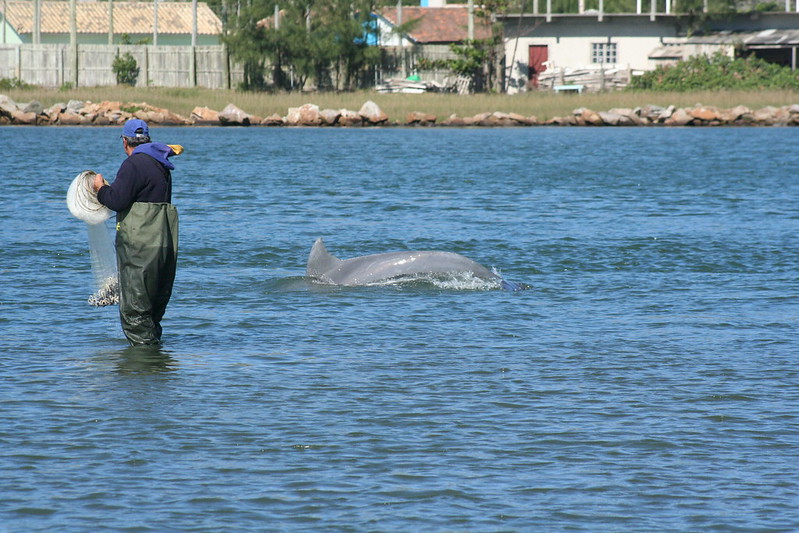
top-left (502, 11), bottom-right (799, 93)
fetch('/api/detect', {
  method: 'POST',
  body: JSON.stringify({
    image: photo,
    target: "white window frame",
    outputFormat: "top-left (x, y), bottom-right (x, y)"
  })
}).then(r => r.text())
top-left (591, 42), bottom-right (617, 65)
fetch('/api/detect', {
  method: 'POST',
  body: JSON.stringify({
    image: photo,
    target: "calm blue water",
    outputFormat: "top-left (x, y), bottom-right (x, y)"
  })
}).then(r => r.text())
top-left (1, 124), bottom-right (798, 532)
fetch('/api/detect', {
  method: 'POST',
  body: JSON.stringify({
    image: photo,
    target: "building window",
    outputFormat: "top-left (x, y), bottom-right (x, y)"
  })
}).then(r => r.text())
top-left (591, 42), bottom-right (617, 65)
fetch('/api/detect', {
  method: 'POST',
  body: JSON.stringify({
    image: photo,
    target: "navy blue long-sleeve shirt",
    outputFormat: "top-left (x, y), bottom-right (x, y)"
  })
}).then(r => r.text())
top-left (97, 143), bottom-right (175, 212)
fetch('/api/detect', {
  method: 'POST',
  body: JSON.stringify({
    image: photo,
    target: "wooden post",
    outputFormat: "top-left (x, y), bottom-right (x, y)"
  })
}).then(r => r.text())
top-left (108, 0), bottom-right (114, 44)
top-left (33, 0), bottom-right (40, 44)
top-left (223, 42), bottom-right (230, 89)
top-left (70, 0), bottom-right (77, 86)
top-left (153, 0), bottom-right (158, 46)
top-left (191, 0), bottom-right (197, 85)
top-left (468, 0), bottom-right (474, 40)
top-left (397, 0), bottom-right (405, 78)
top-left (192, 0), bottom-right (197, 47)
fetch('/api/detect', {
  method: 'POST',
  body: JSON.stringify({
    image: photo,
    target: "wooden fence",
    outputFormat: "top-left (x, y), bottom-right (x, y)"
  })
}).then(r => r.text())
top-left (0, 44), bottom-right (242, 89)
top-left (0, 42), bottom-right (486, 92)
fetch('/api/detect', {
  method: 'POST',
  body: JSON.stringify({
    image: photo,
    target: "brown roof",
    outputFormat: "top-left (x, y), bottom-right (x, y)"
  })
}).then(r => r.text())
top-left (378, 6), bottom-right (492, 44)
top-left (2, 1), bottom-right (222, 35)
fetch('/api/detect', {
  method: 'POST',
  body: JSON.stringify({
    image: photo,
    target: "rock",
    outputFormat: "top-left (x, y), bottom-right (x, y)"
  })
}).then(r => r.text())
top-left (66, 99), bottom-right (84, 113)
top-left (44, 102), bottom-right (67, 117)
top-left (508, 112), bottom-right (535, 125)
top-left (191, 106), bottom-right (219, 125)
top-left (753, 106), bottom-right (779, 125)
top-left (690, 105), bottom-right (721, 122)
top-left (406, 111), bottom-right (437, 125)
top-left (579, 108), bottom-right (603, 126)
top-left (442, 114), bottom-right (466, 126)
top-left (134, 109), bottom-right (167, 124)
top-left (657, 105), bottom-right (676, 123)
top-left (718, 105), bottom-right (744, 122)
top-left (297, 103), bottom-right (322, 126)
top-left (319, 108), bottom-right (341, 126)
top-left (57, 112), bottom-right (88, 125)
top-left (11, 109), bottom-right (36, 124)
top-left (598, 111), bottom-right (624, 126)
top-left (665, 107), bottom-right (693, 126)
top-left (93, 114), bottom-right (113, 125)
top-left (639, 104), bottom-right (664, 121)
top-left (22, 100), bottom-right (43, 115)
top-left (261, 113), bottom-right (284, 126)
top-left (358, 100), bottom-right (388, 124)
top-left (0, 94), bottom-right (17, 110)
top-left (219, 103), bottom-right (251, 126)
top-left (0, 97), bottom-right (18, 120)
top-left (285, 104), bottom-right (321, 126)
top-left (489, 111), bottom-right (516, 126)
top-left (338, 109), bottom-right (363, 127)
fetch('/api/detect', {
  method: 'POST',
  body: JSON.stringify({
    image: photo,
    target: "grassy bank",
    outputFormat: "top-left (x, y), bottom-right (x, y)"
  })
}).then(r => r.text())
top-left (5, 86), bottom-right (799, 121)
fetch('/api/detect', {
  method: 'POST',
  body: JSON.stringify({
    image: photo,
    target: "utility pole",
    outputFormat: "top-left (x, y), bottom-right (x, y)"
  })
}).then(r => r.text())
top-left (468, 0), bottom-right (474, 41)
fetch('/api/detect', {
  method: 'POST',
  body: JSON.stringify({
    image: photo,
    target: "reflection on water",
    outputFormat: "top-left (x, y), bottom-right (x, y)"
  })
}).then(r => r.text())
top-left (95, 345), bottom-right (178, 374)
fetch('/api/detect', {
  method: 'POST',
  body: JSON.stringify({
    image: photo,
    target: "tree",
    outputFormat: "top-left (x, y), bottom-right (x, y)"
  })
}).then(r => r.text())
top-left (225, 0), bottom-right (382, 92)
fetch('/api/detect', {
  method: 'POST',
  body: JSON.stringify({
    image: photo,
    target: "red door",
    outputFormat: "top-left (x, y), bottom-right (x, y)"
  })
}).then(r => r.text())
top-left (528, 45), bottom-right (549, 88)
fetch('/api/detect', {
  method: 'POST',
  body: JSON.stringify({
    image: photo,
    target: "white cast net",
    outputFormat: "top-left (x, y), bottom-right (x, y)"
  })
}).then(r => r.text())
top-left (66, 171), bottom-right (119, 307)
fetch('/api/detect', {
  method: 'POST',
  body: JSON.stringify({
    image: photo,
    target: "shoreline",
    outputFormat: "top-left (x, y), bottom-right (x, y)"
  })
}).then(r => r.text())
top-left (3, 94), bottom-right (799, 127)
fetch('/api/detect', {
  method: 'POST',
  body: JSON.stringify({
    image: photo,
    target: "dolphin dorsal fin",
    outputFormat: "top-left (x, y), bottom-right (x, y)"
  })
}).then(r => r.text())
top-left (307, 238), bottom-right (342, 278)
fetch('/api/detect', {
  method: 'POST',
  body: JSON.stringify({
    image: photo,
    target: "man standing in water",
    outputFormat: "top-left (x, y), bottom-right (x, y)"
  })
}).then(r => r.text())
top-left (93, 118), bottom-right (180, 345)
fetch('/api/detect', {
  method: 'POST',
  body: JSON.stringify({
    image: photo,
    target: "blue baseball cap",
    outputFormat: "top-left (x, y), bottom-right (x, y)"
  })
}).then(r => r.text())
top-left (122, 118), bottom-right (149, 138)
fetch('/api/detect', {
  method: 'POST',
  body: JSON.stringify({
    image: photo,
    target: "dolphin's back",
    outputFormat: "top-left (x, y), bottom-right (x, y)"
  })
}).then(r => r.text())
top-left (307, 238), bottom-right (502, 286)
top-left (306, 238), bottom-right (343, 279)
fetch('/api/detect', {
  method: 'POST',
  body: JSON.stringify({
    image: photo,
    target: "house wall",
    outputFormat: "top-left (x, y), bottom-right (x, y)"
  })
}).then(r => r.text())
top-left (30, 33), bottom-right (220, 46)
top-left (504, 14), bottom-right (681, 92)
top-left (1, 19), bottom-right (23, 44)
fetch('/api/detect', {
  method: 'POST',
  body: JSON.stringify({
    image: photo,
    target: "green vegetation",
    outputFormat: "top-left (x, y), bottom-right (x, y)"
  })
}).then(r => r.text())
top-left (628, 52), bottom-right (799, 91)
top-left (112, 52), bottom-right (140, 86)
top-left (225, 0), bottom-right (383, 92)
top-left (0, 77), bottom-right (33, 90)
top-left (220, 0), bottom-right (509, 92)
top-left (3, 86), bottom-right (799, 122)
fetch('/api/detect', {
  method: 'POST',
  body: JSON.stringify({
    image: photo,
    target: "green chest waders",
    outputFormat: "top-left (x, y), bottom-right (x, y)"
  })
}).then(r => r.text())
top-left (116, 202), bottom-right (179, 345)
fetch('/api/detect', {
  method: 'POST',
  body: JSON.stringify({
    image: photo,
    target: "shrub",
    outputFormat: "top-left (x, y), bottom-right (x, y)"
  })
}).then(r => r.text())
top-left (0, 77), bottom-right (33, 90)
top-left (627, 51), bottom-right (799, 91)
top-left (112, 52), bottom-right (140, 86)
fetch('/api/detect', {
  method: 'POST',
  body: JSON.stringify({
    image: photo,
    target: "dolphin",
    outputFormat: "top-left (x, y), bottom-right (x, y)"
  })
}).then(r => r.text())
top-left (306, 238), bottom-right (522, 291)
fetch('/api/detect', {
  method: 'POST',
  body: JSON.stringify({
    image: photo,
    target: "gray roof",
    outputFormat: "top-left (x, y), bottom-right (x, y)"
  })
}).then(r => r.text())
top-left (682, 28), bottom-right (799, 47)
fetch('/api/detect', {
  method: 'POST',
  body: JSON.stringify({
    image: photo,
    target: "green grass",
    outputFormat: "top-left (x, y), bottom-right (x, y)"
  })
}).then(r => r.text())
top-left (4, 86), bottom-right (799, 122)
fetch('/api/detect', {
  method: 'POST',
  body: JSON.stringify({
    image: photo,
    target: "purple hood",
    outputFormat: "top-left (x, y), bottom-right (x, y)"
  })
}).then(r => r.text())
top-left (132, 142), bottom-right (177, 170)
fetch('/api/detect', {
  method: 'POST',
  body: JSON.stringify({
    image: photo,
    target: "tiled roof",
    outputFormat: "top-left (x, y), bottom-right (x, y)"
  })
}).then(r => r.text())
top-left (2, 1), bottom-right (222, 35)
top-left (378, 6), bottom-right (492, 44)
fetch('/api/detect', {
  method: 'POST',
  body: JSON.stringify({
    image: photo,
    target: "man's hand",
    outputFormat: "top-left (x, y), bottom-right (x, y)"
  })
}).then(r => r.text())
top-left (92, 173), bottom-right (108, 192)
